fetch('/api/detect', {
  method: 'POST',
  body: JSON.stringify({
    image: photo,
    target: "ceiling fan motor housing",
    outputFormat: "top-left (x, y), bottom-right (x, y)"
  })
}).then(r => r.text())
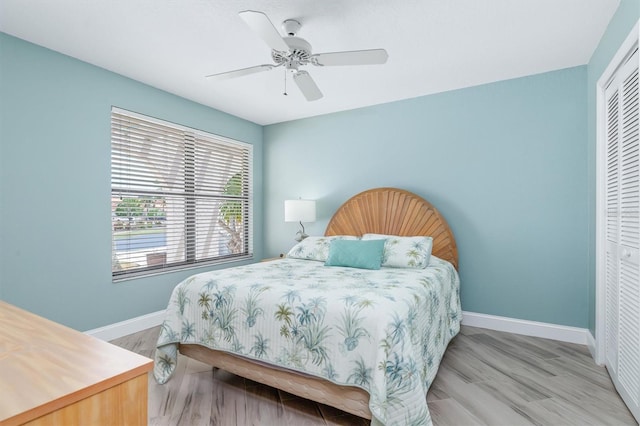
top-left (272, 36), bottom-right (312, 70)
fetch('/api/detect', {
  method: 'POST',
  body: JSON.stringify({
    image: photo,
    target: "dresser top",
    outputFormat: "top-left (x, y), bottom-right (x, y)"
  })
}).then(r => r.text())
top-left (0, 301), bottom-right (153, 425)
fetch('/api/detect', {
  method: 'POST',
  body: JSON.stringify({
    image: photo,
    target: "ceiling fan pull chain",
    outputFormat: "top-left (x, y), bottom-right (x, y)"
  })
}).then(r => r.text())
top-left (283, 69), bottom-right (288, 96)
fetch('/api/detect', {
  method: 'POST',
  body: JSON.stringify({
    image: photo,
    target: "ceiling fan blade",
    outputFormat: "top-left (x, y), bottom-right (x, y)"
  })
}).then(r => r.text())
top-left (206, 64), bottom-right (274, 80)
top-left (239, 10), bottom-right (290, 52)
top-left (312, 49), bottom-right (388, 66)
top-left (293, 71), bottom-right (323, 101)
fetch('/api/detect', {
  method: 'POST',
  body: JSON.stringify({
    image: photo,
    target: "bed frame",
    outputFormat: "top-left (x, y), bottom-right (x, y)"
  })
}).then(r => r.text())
top-left (180, 187), bottom-right (458, 419)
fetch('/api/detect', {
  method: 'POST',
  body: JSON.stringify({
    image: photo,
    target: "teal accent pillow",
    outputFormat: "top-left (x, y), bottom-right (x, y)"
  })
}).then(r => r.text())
top-left (325, 239), bottom-right (385, 270)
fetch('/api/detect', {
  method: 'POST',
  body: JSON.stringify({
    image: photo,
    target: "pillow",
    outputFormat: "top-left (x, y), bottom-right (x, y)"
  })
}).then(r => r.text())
top-left (361, 234), bottom-right (433, 268)
top-left (286, 236), bottom-right (358, 262)
top-left (325, 239), bottom-right (385, 270)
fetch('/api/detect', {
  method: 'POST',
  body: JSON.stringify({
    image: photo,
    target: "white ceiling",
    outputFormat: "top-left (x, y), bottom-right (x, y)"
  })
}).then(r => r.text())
top-left (0, 0), bottom-right (619, 125)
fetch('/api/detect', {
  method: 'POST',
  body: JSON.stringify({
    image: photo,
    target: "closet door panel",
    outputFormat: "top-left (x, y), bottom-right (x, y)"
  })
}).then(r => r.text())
top-left (604, 47), bottom-right (639, 423)
top-left (617, 59), bottom-right (640, 411)
top-left (606, 83), bottom-right (621, 374)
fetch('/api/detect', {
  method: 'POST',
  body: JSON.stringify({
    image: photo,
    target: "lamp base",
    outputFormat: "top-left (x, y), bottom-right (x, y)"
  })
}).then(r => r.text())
top-left (295, 230), bottom-right (309, 242)
top-left (294, 221), bottom-right (309, 242)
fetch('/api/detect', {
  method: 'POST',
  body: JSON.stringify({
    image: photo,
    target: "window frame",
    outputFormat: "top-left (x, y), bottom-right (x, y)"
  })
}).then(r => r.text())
top-left (110, 107), bottom-right (253, 282)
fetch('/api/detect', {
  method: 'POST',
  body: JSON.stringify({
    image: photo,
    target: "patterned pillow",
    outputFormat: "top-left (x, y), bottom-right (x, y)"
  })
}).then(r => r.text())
top-left (361, 234), bottom-right (433, 268)
top-left (286, 236), bottom-right (359, 262)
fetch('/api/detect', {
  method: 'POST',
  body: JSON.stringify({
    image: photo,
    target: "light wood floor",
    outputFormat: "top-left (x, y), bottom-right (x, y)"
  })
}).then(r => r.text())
top-left (110, 325), bottom-right (637, 425)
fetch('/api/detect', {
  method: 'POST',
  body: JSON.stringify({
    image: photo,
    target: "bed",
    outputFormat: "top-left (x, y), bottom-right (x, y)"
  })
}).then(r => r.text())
top-left (153, 187), bottom-right (460, 425)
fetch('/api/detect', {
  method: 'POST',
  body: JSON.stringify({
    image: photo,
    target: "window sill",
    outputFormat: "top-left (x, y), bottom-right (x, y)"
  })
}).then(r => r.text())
top-left (112, 254), bottom-right (254, 283)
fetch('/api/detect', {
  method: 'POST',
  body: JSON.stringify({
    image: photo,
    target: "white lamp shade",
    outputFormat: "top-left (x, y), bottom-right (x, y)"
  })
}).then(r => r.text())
top-left (284, 199), bottom-right (316, 223)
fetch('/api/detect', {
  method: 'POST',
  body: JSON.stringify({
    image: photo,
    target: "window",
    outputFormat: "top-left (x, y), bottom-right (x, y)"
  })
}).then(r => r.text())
top-left (111, 108), bottom-right (253, 280)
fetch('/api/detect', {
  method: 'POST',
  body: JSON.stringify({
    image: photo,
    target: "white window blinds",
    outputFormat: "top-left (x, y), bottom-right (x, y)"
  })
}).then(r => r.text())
top-left (111, 108), bottom-right (253, 279)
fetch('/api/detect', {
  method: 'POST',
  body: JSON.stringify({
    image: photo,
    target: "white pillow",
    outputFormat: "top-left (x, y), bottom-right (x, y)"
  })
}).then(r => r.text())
top-left (361, 234), bottom-right (433, 268)
top-left (286, 236), bottom-right (359, 262)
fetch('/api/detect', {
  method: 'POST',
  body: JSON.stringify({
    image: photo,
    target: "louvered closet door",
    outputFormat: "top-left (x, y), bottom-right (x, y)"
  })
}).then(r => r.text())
top-left (605, 48), bottom-right (640, 422)
top-left (605, 77), bottom-right (620, 376)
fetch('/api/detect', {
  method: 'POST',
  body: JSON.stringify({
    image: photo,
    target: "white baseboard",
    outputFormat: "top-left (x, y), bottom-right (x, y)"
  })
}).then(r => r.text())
top-left (85, 310), bottom-right (165, 341)
top-left (87, 308), bottom-right (590, 347)
top-left (462, 311), bottom-right (589, 345)
top-left (586, 331), bottom-right (601, 365)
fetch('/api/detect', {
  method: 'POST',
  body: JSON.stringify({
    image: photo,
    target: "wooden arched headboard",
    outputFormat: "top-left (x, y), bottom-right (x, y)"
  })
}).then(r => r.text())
top-left (325, 187), bottom-right (458, 269)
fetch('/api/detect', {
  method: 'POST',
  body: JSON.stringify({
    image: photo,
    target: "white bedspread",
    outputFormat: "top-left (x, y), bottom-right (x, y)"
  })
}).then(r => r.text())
top-left (154, 256), bottom-right (461, 425)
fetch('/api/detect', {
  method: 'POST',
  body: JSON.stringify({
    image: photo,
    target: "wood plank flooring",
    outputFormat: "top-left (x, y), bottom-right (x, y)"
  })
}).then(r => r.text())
top-left (110, 325), bottom-right (638, 425)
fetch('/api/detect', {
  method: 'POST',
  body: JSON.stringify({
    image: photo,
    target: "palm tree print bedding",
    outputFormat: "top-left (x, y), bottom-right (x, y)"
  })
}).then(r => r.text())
top-left (154, 256), bottom-right (461, 426)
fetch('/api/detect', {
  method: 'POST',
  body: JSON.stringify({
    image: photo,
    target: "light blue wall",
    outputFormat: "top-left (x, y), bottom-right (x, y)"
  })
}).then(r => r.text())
top-left (586, 0), bottom-right (639, 335)
top-left (264, 66), bottom-right (589, 328)
top-left (0, 33), bottom-right (264, 331)
top-left (2, 2), bottom-right (635, 333)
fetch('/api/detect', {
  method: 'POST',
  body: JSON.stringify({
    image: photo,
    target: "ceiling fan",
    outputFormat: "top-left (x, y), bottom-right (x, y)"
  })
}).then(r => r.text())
top-left (206, 10), bottom-right (389, 101)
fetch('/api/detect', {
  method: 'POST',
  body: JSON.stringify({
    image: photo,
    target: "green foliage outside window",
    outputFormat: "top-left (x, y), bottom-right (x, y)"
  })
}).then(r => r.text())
top-left (218, 173), bottom-right (244, 254)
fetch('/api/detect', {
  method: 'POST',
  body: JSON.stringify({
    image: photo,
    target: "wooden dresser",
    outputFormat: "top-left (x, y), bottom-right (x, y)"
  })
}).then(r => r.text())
top-left (0, 301), bottom-right (153, 426)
